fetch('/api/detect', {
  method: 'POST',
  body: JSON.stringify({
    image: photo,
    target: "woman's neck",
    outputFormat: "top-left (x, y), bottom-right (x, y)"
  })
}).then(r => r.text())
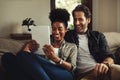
top-left (52, 40), bottom-right (63, 48)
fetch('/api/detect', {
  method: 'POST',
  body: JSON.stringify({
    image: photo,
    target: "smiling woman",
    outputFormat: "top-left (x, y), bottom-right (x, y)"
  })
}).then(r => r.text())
top-left (1, 8), bottom-right (77, 80)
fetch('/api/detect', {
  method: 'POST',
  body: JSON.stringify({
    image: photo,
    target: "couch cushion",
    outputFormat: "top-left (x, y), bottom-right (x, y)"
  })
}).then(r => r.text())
top-left (0, 38), bottom-right (27, 55)
top-left (103, 32), bottom-right (120, 53)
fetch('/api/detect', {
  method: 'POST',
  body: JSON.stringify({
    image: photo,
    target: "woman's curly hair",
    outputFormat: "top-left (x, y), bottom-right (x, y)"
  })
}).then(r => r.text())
top-left (49, 8), bottom-right (70, 28)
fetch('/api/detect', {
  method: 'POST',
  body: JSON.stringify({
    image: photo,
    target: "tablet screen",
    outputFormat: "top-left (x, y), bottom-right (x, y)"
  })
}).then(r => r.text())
top-left (31, 26), bottom-right (51, 55)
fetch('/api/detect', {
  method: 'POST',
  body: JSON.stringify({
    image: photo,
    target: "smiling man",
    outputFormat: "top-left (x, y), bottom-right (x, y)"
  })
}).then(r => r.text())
top-left (65, 5), bottom-right (120, 80)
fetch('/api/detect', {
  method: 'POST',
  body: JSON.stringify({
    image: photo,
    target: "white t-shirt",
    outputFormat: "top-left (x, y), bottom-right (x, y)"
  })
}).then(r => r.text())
top-left (49, 48), bottom-right (59, 64)
top-left (54, 48), bottom-right (59, 56)
top-left (76, 34), bottom-right (97, 74)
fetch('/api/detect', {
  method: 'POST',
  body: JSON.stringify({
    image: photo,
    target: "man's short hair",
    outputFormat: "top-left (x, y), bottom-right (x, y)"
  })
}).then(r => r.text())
top-left (72, 5), bottom-right (91, 18)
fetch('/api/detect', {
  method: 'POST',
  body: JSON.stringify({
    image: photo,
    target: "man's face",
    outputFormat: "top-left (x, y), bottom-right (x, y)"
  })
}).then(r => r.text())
top-left (73, 11), bottom-right (90, 34)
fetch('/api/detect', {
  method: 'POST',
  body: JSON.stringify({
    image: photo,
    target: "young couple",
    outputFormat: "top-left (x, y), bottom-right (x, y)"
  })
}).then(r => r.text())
top-left (2, 5), bottom-right (120, 80)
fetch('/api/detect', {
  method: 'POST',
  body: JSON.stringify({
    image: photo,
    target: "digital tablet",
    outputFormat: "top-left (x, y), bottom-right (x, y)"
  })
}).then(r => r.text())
top-left (31, 26), bottom-right (51, 55)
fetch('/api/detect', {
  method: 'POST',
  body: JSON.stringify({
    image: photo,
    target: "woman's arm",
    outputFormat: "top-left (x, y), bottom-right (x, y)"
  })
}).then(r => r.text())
top-left (43, 44), bottom-right (77, 71)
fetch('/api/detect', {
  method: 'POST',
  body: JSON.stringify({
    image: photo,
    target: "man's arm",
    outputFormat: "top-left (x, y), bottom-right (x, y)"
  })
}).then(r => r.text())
top-left (94, 32), bottom-right (115, 77)
top-left (99, 32), bottom-right (115, 62)
top-left (103, 57), bottom-right (114, 64)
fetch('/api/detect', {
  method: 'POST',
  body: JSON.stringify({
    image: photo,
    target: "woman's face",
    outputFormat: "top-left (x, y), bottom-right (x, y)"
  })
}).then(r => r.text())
top-left (52, 21), bottom-right (67, 42)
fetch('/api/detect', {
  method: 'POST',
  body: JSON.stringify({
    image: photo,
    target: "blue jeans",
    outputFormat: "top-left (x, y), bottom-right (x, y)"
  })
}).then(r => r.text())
top-left (2, 52), bottom-right (73, 80)
top-left (1, 53), bottom-right (31, 80)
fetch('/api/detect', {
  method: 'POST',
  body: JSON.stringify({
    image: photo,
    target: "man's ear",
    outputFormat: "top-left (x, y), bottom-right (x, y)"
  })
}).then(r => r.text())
top-left (87, 18), bottom-right (91, 23)
top-left (65, 28), bottom-right (68, 33)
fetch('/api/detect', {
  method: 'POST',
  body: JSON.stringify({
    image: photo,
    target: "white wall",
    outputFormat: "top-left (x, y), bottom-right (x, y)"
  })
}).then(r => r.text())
top-left (117, 0), bottom-right (120, 32)
top-left (0, 0), bottom-right (50, 38)
top-left (93, 0), bottom-right (120, 32)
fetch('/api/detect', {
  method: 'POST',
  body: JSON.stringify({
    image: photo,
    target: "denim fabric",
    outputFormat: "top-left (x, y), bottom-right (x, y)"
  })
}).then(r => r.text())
top-left (2, 52), bottom-right (73, 80)
top-left (1, 53), bottom-right (31, 80)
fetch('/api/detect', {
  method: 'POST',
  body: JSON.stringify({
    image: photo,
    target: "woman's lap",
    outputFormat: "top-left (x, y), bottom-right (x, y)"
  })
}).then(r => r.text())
top-left (2, 52), bottom-right (73, 80)
top-left (17, 52), bottom-right (73, 80)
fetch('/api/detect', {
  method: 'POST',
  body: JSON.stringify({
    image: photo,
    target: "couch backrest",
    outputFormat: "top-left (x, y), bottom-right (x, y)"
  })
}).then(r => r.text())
top-left (103, 32), bottom-right (120, 53)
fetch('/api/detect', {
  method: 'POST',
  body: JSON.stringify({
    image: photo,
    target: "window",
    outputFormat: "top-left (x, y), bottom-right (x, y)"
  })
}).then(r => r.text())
top-left (50, 0), bottom-right (92, 30)
top-left (56, 0), bottom-right (81, 29)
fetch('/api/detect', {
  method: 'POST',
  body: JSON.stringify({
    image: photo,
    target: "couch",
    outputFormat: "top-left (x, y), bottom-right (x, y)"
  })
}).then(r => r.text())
top-left (103, 32), bottom-right (120, 64)
top-left (0, 32), bottom-right (120, 80)
top-left (0, 39), bottom-right (28, 80)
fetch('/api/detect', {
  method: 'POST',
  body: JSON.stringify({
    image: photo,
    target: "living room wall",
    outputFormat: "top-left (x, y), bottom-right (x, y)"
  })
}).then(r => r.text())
top-left (0, 0), bottom-right (50, 38)
top-left (0, 0), bottom-right (120, 38)
top-left (93, 0), bottom-right (120, 32)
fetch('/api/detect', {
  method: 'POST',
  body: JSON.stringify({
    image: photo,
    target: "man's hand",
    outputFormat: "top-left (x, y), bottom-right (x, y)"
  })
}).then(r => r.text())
top-left (103, 57), bottom-right (114, 64)
top-left (94, 63), bottom-right (109, 77)
top-left (94, 57), bottom-right (114, 78)
top-left (23, 40), bottom-right (39, 53)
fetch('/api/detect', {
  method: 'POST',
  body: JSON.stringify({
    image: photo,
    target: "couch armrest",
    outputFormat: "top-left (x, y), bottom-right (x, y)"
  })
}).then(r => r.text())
top-left (0, 38), bottom-right (29, 55)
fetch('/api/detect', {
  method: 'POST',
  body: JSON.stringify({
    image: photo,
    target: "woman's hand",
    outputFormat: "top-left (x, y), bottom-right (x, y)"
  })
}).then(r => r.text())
top-left (23, 40), bottom-right (39, 53)
top-left (43, 44), bottom-right (73, 71)
top-left (43, 45), bottom-right (60, 62)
